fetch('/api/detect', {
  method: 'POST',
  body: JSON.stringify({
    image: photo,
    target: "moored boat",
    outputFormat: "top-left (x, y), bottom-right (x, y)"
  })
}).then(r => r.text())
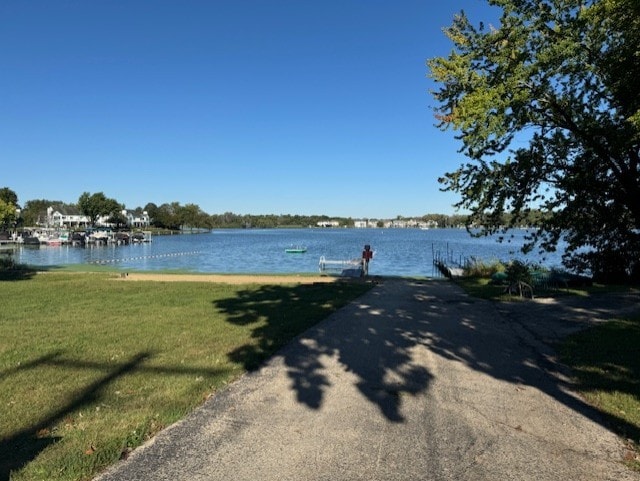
top-left (70, 232), bottom-right (86, 245)
top-left (45, 231), bottom-right (69, 246)
top-left (131, 231), bottom-right (152, 243)
top-left (285, 246), bottom-right (307, 253)
top-left (87, 230), bottom-right (110, 244)
top-left (23, 237), bottom-right (40, 246)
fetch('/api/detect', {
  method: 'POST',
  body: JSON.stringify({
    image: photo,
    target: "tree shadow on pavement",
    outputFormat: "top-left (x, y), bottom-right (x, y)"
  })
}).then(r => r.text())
top-left (216, 277), bottom-right (640, 441)
top-left (413, 281), bottom-right (640, 446)
top-left (216, 281), bottom-right (433, 422)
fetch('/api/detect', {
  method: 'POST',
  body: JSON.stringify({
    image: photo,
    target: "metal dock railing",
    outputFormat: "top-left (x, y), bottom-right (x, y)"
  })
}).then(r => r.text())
top-left (318, 256), bottom-right (363, 277)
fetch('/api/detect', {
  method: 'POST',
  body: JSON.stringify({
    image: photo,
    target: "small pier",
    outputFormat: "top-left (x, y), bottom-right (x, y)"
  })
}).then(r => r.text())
top-left (0, 229), bottom-right (152, 247)
top-left (319, 256), bottom-right (363, 277)
top-left (434, 260), bottom-right (465, 278)
top-left (432, 243), bottom-right (470, 278)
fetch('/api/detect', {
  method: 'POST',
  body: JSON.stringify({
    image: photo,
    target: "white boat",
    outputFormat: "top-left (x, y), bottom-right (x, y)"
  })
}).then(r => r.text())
top-left (87, 230), bottom-right (110, 243)
top-left (46, 231), bottom-right (70, 246)
top-left (285, 246), bottom-right (307, 253)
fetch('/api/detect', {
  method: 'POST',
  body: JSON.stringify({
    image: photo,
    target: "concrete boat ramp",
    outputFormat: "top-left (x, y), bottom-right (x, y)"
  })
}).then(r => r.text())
top-left (95, 279), bottom-right (640, 481)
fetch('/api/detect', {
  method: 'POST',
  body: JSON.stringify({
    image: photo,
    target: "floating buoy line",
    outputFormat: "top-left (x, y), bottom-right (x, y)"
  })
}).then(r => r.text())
top-left (90, 251), bottom-right (202, 264)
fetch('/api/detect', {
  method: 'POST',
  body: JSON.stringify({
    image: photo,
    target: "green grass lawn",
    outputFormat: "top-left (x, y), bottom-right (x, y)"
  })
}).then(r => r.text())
top-left (454, 277), bottom-right (508, 300)
top-left (0, 272), bottom-right (372, 481)
top-left (560, 315), bottom-right (640, 469)
top-left (455, 276), bottom-right (635, 301)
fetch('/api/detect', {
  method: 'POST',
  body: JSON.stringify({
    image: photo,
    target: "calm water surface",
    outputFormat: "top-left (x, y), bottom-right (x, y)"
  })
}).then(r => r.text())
top-left (11, 228), bottom-right (565, 277)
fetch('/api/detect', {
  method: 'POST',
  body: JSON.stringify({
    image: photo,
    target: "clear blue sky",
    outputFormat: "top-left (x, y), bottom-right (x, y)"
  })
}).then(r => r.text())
top-left (1, 0), bottom-right (499, 218)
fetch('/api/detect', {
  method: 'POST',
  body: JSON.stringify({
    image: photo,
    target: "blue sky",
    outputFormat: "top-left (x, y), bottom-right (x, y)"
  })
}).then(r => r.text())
top-left (1, 0), bottom-right (499, 218)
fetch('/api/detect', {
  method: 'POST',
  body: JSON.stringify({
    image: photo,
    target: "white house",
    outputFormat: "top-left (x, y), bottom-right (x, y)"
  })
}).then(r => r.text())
top-left (390, 219), bottom-right (409, 228)
top-left (46, 207), bottom-right (150, 228)
top-left (317, 220), bottom-right (340, 228)
top-left (47, 207), bottom-right (90, 228)
top-left (353, 220), bottom-right (368, 228)
top-left (354, 219), bottom-right (381, 228)
top-left (123, 210), bottom-right (150, 228)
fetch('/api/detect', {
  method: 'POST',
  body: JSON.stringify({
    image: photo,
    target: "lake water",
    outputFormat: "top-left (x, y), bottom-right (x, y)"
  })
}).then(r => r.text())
top-left (9, 228), bottom-right (565, 277)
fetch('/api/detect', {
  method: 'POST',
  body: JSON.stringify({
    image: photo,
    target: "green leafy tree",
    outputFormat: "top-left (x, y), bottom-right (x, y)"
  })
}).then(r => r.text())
top-left (0, 187), bottom-right (18, 207)
top-left (78, 192), bottom-right (122, 227)
top-left (151, 203), bottom-right (181, 230)
top-left (429, 0), bottom-right (640, 282)
top-left (176, 203), bottom-right (212, 230)
top-left (210, 212), bottom-right (243, 228)
top-left (107, 211), bottom-right (129, 230)
top-left (143, 203), bottom-right (159, 226)
top-left (21, 199), bottom-right (50, 227)
top-left (0, 199), bottom-right (17, 230)
top-left (177, 203), bottom-right (203, 229)
top-left (0, 187), bottom-right (18, 229)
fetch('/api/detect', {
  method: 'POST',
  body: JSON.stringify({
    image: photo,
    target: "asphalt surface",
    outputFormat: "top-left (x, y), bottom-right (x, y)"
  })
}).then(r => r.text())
top-left (95, 279), bottom-right (640, 481)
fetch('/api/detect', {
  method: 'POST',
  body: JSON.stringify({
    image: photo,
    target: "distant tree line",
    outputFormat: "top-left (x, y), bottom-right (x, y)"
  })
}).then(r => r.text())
top-left (208, 213), bottom-right (353, 229)
top-left (0, 186), bottom-right (551, 232)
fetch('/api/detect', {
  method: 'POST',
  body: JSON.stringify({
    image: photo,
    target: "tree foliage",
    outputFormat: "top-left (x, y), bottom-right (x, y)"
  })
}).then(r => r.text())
top-left (0, 200), bottom-right (17, 230)
top-left (0, 187), bottom-right (19, 229)
top-left (429, 0), bottom-right (640, 282)
top-left (208, 213), bottom-right (351, 229)
top-left (77, 192), bottom-right (122, 227)
top-left (106, 211), bottom-right (129, 230)
top-left (178, 203), bottom-right (210, 229)
top-left (0, 187), bottom-right (18, 207)
top-left (21, 199), bottom-right (75, 227)
top-left (148, 203), bottom-right (180, 230)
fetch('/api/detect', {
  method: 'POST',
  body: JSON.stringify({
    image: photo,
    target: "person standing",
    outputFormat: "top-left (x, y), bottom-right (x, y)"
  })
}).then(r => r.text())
top-left (362, 244), bottom-right (373, 276)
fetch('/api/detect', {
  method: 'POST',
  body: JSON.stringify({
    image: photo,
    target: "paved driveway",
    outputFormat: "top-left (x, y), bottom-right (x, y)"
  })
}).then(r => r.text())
top-left (95, 279), bottom-right (640, 481)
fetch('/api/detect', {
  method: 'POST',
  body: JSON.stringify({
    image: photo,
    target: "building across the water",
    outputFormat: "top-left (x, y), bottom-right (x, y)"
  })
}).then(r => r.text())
top-left (46, 207), bottom-right (151, 228)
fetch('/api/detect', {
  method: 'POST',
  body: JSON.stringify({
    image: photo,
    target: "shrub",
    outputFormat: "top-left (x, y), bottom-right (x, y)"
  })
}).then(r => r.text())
top-left (548, 268), bottom-right (593, 288)
top-left (464, 258), bottom-right (505, 278)
top-left (505, 260), bottom-right (533, 285)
